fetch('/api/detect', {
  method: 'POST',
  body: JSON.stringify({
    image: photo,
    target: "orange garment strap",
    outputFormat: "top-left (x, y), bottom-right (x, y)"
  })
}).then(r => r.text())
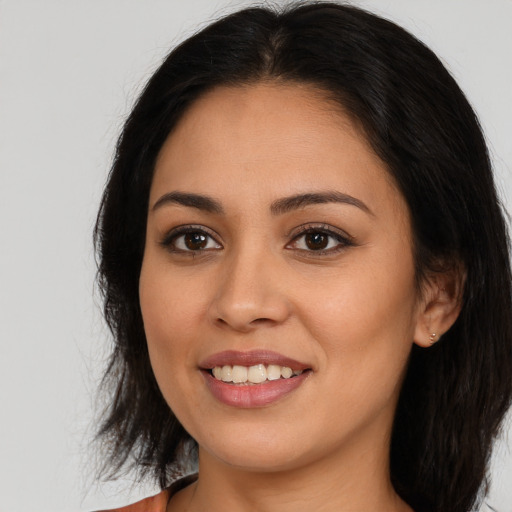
top-left (98, 489), bottom-right (171, 512)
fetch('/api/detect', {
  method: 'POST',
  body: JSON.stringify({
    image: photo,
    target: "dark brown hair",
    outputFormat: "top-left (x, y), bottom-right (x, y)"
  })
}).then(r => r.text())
top-left (94, 3), bottom-right (512, 511)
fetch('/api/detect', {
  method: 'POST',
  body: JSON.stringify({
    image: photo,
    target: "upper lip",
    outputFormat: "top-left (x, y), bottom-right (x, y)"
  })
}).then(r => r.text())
top-left (199, 350), bottom-right (310, 371)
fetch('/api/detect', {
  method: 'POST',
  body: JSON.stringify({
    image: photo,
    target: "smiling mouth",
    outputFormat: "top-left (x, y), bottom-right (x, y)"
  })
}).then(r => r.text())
top-left (201, 352), bottom-right (312, 407)
top-left (209, 364), bottom-right (307, 385)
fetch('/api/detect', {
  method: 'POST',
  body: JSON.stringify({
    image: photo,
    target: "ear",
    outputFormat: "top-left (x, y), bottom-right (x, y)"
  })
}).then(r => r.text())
top-left (413, 265), bottom-right (465, 348)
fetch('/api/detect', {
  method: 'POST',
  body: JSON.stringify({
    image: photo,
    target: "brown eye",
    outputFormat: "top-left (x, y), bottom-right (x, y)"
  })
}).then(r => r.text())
top-left (184, 232), bottom-right (208, 250)
top-left (305, 232), bottom-right (329, 250)
top-left (163, 227), bottom-right (222, 253)
top-left (287, 226), bottom-right (353, 254)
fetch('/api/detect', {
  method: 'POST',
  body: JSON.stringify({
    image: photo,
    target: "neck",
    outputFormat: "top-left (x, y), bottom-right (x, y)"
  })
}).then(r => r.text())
top-left (171, 422), bottom-right (412, 512)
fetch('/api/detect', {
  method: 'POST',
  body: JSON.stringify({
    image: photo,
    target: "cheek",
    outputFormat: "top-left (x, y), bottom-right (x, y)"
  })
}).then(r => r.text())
top-left (139, 258), bottom-right (206, 346)
top-left (139, 261), bottom-right (205, 405)
top-left (296, 250), bottom-right (418, 391)
top-left (297, 255), bottom-right (417, 342)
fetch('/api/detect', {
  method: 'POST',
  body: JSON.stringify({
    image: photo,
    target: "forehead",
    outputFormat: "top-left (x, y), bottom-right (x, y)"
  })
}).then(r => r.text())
top-left (151, 82), bottom-right (403, 216)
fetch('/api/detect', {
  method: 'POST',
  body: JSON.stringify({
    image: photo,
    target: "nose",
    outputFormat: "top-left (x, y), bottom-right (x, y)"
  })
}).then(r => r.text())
top-left (208, 247), bottom-right (292, 332)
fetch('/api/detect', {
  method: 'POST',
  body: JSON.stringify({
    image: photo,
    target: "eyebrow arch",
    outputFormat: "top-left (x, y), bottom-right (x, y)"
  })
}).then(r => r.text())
top-left (270, 191), bottom-right (373, 216)
top-left (152, 190), bottom-right (372, 217)
top-left (152, 191), bottom-right (224, 214)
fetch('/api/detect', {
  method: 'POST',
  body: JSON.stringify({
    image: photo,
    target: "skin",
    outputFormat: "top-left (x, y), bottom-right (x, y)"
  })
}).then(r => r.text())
top-left (139, 82), bottom-right (459, 512)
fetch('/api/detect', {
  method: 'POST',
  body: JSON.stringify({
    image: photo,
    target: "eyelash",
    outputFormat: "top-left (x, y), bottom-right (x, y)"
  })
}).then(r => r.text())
top-left (160, 225), bottom-right (222, 254)
top-left (160, 223), bottom-right (354, 256)
top-left (287, 224), bottom-right (355, 255)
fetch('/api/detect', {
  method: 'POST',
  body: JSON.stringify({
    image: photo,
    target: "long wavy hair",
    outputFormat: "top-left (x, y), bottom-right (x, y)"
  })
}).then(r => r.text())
top-left (94, 3), bottom-right (512, 511)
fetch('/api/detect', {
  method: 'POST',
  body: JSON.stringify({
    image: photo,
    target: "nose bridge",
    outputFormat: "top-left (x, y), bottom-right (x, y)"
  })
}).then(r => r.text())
top-left (209, 235), bottom-right (290, 331)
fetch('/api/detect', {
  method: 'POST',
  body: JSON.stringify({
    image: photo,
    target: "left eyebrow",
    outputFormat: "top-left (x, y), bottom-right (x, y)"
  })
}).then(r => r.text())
top-left (270, 191), bottom-right (373, 216)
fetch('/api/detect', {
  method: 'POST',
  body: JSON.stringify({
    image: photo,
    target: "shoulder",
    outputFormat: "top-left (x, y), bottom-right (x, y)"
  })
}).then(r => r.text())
top-left (95, 489), bottom-right (170, 512)
top-left (94, 474), bottom-right (198, 512)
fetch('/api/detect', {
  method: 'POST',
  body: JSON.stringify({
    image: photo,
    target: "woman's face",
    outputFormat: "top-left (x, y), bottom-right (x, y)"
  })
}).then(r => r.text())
top-left (140, 83), bottom-right (425, 472)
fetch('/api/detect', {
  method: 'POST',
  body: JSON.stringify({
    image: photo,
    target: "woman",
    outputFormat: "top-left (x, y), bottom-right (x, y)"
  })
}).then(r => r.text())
top-left (94, 2), bottom-right (512, 511)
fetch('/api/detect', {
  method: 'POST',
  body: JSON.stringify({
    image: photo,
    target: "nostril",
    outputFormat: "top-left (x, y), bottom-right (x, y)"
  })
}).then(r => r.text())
top-left (210, 289), bottom-right (292, 331)
top-left (250, 317), bottom-right (273, 325)
top-left (215, 315), bottom-right (274, 332)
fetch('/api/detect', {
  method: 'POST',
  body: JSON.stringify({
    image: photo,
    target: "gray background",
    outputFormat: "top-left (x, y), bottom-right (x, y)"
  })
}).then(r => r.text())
top-left (0, 1), bottom-right (510, 510)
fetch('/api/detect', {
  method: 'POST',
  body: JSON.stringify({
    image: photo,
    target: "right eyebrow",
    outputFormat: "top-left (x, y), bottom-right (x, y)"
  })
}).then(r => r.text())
top-left (151, 191), bottom-right (224, 214)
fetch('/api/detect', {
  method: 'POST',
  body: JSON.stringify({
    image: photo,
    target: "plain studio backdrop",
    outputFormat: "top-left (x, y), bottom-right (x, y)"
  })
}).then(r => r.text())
top-left (0, 1), bottom-right (511, 511)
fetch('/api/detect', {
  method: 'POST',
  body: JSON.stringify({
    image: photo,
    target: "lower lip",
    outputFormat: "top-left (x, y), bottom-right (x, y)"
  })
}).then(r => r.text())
top-left (202, 371), bottom-right (310, 408)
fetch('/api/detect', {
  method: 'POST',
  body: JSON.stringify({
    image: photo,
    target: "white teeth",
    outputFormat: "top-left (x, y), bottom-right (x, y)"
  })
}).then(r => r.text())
top-left (248, 364), bottom-right (267, 383)
top-left (266, 364), bottom-right (281, 381)
top-left (211, 363), bottom-right (305, 384)
top-left (232, 365), bottom-right (248, 383)
top-left (280, 366), bottom-right (293, 379)
top-left (221, 365), bottom-right (232, 382)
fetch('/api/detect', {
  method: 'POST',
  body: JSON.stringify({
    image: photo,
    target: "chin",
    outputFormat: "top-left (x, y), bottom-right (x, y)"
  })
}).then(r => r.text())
top-left (203, 443), bottom-right (311, 473)
top-left (193, 419), bottom-right (328, 474)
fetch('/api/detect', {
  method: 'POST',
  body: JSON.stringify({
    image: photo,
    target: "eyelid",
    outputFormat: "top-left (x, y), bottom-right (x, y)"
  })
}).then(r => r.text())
top-left (288, 222), bottom-right (354, 241)
top-left (286, 223), bottom-right (355, 253)
top-left (160, 224), bottom-right (223, 252)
